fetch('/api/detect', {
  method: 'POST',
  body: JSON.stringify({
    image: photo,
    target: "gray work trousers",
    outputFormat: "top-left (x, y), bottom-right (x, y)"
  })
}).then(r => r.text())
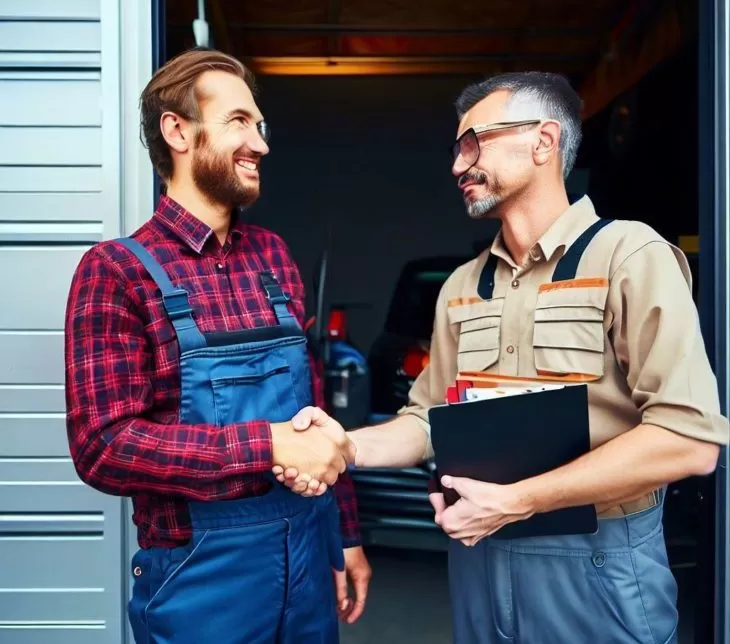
top-left (448, 502), bottom-right (678, 644)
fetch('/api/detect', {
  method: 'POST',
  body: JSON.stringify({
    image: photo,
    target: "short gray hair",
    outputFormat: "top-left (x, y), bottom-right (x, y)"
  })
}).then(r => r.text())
top-left (455, 72), bottom-right (582, 179)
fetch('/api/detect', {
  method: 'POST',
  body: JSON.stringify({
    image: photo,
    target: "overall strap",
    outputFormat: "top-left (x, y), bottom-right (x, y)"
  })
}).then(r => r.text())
top-left (551, 218), bottom-right (615, 282)
top-left (259, 271), bottom-right (299, 331)
top-left (115, 238), bottom-right (207, 352)
top-left (476, 252), bottom-right (500, 300)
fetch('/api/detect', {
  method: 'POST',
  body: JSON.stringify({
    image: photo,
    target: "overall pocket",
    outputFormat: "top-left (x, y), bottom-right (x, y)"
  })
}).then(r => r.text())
top-left (211, 355), bottom-right (300, 425)
top-left (533, 279), bottom-right (608, 378)
top-left (448, 297), bottom-right (504, 372)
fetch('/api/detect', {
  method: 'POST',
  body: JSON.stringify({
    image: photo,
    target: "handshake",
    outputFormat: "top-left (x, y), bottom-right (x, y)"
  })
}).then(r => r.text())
top-left (271, 407), bottom-right (355, 496)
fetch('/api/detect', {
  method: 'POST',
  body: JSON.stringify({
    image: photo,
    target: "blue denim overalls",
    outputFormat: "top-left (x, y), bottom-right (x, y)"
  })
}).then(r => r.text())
top-left (119, 238), bottom-right (344, 644)
top-left (448, 220), bottom-right (679, 644)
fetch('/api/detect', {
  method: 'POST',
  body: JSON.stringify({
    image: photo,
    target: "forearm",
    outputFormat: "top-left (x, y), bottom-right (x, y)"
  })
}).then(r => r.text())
top-left (70, 415), bottom-right (274, 498)
top-left (350, 414), bottom-right (430, 469)
top-left (515, 423), bottom-right (720, 514)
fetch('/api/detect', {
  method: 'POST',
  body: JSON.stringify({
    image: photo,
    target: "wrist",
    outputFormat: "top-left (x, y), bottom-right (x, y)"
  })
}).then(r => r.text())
top-left (349, 431), bottom-right (365, 467)
top-left (509, 478), bottom-right (541, 516)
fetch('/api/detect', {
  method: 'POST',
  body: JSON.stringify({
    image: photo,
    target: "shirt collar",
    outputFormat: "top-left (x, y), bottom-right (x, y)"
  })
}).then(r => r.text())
top-left (153, 195), bottom-right (248, 254)
top-left (489, 195), bottom-right (599, 267)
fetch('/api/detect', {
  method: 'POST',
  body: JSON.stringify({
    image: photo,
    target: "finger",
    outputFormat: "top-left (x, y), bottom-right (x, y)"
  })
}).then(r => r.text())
top-left (307, 478), bottom-right (321, 493)
top-left (292, 473), bottom-right (312, 494)
top-left (275, 473), bottom-right (286, 484)
top-left (441, 475), bottom-right (477, 501)
top-left (272, 465), bottom-right (283, 476)
top-left (291, 406), bottom-right (316, 430)
top-left (429, 493), bottom-right (446, 524)
top-left (284, 467), bottom-right (299, 481)
top-left (292, 406), bottom-right (330, 430)
top-left (333, 568), bottom-right (351, 618)
top-left (315, 481), bottom-right (329, 496)
top-left (346, 572), bottom-right (370, 624)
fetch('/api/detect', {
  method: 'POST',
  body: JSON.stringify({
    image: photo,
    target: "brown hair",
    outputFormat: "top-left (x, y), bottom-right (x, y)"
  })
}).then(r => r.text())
top-left (140, 47), bottom-right (257, 181)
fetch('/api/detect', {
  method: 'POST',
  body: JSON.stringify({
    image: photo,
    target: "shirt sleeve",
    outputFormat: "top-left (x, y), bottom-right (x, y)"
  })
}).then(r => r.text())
top-left (286, 250), bottom-right (361, 547)
top-left (608, 241), bottom-right (729, 445)
top-left (64, 248), bottom-right (274, 499)
top-left (398, 280), bottom-right (460, 459)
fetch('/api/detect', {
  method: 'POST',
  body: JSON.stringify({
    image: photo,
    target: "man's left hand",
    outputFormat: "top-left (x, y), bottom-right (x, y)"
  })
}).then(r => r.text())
top-left (333, 546), bottom-right (372, 624)
top-left (436, 476), bottom-right (534, 547)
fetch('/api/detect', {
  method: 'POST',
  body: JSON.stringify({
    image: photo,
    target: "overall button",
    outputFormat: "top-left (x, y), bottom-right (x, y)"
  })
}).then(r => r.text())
top-left (506, 345), bottom-right (515, 354)
top-left (511, 279), bottom-right (520, 289)
top-left (133, 566), bottom-right (143, 577)
top-left (592, 553), bottom-right (606, 568)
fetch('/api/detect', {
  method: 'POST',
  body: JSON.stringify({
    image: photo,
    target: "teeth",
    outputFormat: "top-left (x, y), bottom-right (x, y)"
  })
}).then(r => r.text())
top-left (236, 160), bottom-right (257, 171)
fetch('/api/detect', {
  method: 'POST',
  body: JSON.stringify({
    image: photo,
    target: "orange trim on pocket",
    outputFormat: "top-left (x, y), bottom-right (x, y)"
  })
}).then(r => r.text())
top-left (448, 297), bottom-right (483, 308)
top-left (459, 370), bottom-right (600, 384)
top-left (538, 277), bottom-right (608, 293)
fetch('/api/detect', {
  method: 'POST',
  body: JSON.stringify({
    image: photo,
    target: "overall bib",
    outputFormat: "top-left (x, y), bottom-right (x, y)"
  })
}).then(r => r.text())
top-left (449, 220), bottom-right (679, 644)
top-left (119, 238), bottom-right (344, 644)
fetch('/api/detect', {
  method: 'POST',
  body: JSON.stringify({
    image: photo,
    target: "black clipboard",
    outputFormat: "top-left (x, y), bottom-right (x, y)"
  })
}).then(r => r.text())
top-left (428, 384), bottom-right (598, 539)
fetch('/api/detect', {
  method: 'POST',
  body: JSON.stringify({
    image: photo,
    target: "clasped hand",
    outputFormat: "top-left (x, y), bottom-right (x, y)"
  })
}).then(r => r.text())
top-left (272, 407), bottom-right (355, 497)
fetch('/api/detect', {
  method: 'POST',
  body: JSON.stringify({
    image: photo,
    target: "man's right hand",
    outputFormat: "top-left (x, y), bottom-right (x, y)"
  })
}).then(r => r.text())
top-left (270, 419), bottom-right (348, 487)
top-left (272, 407), bottom-right (356, 496)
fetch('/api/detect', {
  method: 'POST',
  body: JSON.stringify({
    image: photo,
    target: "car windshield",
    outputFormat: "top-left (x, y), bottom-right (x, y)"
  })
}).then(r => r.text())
top-left (385, 264), bottom-right (460, 340)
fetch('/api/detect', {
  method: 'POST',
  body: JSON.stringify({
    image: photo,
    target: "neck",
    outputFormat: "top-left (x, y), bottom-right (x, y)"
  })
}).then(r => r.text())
top-left (497, 181), bottom-right (570, 266)
top-left (166, 179), bottom-right (231, 245)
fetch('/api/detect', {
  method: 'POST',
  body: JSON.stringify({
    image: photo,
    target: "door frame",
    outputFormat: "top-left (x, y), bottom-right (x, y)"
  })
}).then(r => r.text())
top-left (699, 0), bottom-right (730, 642)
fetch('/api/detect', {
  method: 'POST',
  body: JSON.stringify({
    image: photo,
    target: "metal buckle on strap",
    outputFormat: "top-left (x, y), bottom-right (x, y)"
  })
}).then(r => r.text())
top-left (162, 289), bottom-right (194, 320)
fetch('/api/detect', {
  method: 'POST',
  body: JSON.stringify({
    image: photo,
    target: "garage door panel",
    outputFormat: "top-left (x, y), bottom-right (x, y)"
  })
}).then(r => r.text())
top-left (0, 246), bottom-right (89, 329)
top-left (0, 193), bottom-right (104, 223)
top-left (0, 22), bottom-right (100, 53)
top-left (0, 79), bottom-right (101, 127)
top-left (0, 127), bottom-right (101, 166)
top-left (0, 538), bottom-right (110, 587)
top-left (0, 386), bottom-right (65, 414)
top-left (0, 629), bottom-right (107, 644)
top-left (0, 167), bottom-right (102, 192)
top-left (0, 0), bottom-right (100, 20)
top-left (0, 458), bottom-right (77, 482)
top-left (0, 415), bottom-right (70, 456)
top-left (0, 591), bottom-right (106, 623)
top-left (0, 483), bottom-right (108, 513)
top-left (0, 334), bottom-right (64, 384)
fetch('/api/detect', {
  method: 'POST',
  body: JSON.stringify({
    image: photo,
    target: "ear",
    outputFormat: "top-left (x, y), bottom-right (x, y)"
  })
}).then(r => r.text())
top-left (160, 111), bottom-right (193, 154)
top-left (533, 120), bottom-right (561, 168)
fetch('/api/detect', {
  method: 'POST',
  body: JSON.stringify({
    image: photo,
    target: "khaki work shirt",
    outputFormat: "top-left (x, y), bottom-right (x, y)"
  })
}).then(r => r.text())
top-left (401, 196), bottom-right (728, 514)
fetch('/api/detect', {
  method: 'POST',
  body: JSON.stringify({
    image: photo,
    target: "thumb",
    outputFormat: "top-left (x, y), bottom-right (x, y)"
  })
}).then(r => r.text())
top-left (429, 492), bottom-right (446, 524)
top-left (292, 406), bottom-right (329, 431)
top-left (333, 568), bottom-right (350, 614)
top-left (441, 475), bottom-right (476, 501)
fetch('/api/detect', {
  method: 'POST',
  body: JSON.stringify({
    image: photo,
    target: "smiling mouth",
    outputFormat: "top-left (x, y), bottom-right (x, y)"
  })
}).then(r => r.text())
top-left (235, 159), bottom-right (258, 172)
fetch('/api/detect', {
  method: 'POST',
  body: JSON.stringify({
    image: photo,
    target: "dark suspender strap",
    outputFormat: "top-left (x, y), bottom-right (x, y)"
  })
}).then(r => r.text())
top-left (551, 218), bottom-right (615, 282)
top-left (259, 271), bottom-right (299, 330)
top-left (115, 238), bottom-right (207, 352)
top-left (477, 252), bottom-right (500, 300)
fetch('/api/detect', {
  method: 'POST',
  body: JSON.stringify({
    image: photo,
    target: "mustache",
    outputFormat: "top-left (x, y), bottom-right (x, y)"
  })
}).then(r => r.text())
top-left (458, 170), bottom-right (488, 188)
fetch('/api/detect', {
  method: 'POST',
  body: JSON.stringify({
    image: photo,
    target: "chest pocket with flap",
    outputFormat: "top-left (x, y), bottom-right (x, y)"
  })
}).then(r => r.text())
top-left (533, 278), bottom-right (608, 378)
top-left (447, 297), bottom-right (504, 372)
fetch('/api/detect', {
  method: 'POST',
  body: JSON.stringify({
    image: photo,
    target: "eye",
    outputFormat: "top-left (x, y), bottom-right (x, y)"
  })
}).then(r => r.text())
top-left (231, 116), bottom-right (249, 127)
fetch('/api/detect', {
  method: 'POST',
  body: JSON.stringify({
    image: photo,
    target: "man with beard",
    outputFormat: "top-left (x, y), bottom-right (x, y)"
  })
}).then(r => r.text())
top-left (275, 72), bottom-right (728, 642)
top-left (64, 48), bottom-right (370, 643)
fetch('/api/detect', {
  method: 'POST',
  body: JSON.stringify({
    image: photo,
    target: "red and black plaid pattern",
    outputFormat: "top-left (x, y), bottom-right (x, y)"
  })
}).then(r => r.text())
top-left (65, 195), bottom-right (360, 548)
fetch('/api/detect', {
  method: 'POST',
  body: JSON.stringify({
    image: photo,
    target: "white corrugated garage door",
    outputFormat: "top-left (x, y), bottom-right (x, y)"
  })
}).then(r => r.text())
top-left (0, 1), bottom-right (151, 642)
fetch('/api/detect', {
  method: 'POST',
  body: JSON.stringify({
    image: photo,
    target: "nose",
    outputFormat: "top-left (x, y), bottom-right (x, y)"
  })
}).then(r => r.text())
top-left (452, 156), bottom-right (469, 178)
top-left (249, 129), bottom-right (270, 156)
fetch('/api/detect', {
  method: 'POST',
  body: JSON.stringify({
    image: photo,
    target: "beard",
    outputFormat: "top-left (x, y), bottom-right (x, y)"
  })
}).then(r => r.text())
top-left (191, 129), bottom-right (259, 209)
top-left (458, 169), bottom-right (504, 219)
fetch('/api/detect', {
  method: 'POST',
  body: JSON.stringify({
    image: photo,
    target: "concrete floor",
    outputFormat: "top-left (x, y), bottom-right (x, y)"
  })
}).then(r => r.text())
top-left (340, 547), bottom-right (698, 644)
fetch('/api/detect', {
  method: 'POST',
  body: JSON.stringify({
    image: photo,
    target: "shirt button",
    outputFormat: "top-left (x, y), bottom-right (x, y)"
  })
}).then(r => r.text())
top-left (216, 262), bottom-right (224, 271)
top-left (511, 279), bottom-right (520, 289)
top-left (506, 345), bottom-right (515, 354)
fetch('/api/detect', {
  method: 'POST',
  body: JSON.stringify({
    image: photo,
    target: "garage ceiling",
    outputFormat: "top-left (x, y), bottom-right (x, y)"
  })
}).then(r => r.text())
top-left (166, 0), bottom-right (635, 78)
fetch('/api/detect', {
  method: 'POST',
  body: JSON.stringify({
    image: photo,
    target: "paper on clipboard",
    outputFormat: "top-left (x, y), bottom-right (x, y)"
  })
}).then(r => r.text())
top-left (463, 383), bottom-right (565, 402)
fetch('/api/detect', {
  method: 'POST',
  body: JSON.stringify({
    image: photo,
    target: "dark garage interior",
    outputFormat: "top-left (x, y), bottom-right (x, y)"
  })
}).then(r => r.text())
top-left (161, 0), bottom-right (710, 641)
